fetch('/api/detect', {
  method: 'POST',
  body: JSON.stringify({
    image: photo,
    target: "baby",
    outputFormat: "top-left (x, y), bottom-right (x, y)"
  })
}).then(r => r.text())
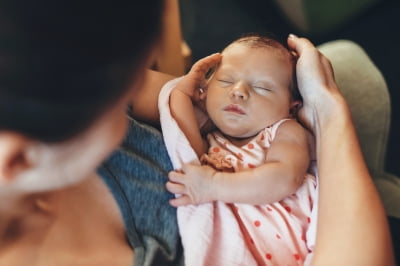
top-left (166, 34), bottom-right (317, 265)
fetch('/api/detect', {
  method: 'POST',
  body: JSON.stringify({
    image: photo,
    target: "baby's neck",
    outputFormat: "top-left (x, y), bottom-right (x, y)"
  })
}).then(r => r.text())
top-left (223, 134), bottom-right (254, 147)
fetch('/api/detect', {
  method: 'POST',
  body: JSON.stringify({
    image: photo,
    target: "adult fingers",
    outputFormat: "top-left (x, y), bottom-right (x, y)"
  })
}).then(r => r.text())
top-left (287, 34), bottom-right (315, 56)
top-left (288, 34), bottom-right (337, 91)
top-left (288, 34), bottom-right (335, 77)
top-left (321, 55), bottom-right (336, 84)
top-left (296, 106), bottom-right (314, 132)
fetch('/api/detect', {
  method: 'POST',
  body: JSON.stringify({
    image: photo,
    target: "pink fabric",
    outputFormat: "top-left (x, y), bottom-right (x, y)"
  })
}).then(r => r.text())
top-left (159, 78), bottom-right (318, 266)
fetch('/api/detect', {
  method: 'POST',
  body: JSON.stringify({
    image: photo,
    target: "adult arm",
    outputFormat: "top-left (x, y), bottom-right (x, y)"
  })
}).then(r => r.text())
top-left (287, 34), bottom-right (394, 266)
top-left (130, 69), bottom-right (175, 126)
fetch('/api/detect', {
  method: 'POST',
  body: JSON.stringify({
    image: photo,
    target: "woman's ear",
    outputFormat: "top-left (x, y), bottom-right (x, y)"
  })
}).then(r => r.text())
top-left (0, 132), bottom-right (33, 182)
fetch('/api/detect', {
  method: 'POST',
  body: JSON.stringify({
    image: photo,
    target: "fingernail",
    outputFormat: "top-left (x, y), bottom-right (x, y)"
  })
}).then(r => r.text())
top-left (290, 51), bottom-right (298, 58)
top-left (289, 33), bottom-right (298, 39)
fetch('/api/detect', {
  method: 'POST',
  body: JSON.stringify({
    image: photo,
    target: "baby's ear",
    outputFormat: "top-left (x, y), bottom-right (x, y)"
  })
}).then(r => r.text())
top-left (0, 133), bottom-right (34, 182)
top-left (289, 100), bottom-right (302, 117)
top-left (199, 84), bottom-right (208, 100)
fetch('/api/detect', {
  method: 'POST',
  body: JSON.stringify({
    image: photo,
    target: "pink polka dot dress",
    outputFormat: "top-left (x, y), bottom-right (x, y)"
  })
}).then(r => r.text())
top-left (201, 119), bottom-right (317, 265)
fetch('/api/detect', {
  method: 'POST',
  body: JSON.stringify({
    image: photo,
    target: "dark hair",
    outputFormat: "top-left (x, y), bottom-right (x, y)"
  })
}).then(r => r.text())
top-left (226, 33), bottom-right (301, 102)
top-left (0, 0), bottom-right (164, 142)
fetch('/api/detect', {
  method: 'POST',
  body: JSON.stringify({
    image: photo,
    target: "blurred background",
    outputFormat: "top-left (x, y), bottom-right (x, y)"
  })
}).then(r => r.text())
top-left (178, 0), bottom-right (400, 179)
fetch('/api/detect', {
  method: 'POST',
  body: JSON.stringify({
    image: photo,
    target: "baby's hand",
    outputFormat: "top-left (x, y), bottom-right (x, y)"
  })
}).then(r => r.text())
top-left (166, 163), bottom-right (217, 206)
top-left (174, 53), bottom-right (221, 102)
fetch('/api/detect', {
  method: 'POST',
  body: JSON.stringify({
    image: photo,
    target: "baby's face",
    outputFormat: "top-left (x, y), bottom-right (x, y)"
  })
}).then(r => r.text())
top-left (206, 43), bottom-right (294, 140)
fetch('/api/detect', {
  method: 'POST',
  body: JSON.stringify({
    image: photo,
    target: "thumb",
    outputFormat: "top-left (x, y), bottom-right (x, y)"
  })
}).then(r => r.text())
top-left (296, 106), bottom-right (314, 132)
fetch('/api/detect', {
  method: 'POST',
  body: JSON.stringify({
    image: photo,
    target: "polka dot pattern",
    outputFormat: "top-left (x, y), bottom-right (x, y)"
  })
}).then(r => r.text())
top-left (194, 120), bottom-right (316, 265)
top-left (212, 147), bottom-right (220, 153)
top-left (248, 163), bottom-right (256, 168)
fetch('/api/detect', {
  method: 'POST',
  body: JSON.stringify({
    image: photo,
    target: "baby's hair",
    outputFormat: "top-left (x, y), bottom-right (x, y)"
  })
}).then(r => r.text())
top-left (226, 33), bottom-right (301, 102)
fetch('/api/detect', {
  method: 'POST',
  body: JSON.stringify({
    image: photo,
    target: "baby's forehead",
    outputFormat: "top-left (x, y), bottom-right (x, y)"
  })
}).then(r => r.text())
top-left (215, 42), bottom-right (296, 89)
top-left (223, 41), bottom-right (290, 58)
top-left (226, 43), bottom-right (295, 78)
top-left (219, 43), bottom-right (293, 72)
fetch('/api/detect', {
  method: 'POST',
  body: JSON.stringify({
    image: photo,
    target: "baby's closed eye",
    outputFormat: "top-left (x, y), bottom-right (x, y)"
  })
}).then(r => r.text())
top-left (253, 81), bottom-right (274, 93)
top-left (217, 79), bottom-right (234, 86)
top-left (253, 85), bottom-right (271, 91)
top-left (218, 79), bottom-right (233, 83)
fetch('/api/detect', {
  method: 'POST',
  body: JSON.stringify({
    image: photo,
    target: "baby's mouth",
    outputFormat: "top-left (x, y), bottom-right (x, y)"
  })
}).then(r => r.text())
top-left (223, 104), bottom-right (245, 115)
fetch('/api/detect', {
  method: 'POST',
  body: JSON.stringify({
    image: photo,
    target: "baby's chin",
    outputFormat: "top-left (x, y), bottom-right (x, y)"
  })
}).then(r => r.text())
top-left (217, 123), bottom-right (260, 138)
top-left (219, 128), bottom-right (259, 145)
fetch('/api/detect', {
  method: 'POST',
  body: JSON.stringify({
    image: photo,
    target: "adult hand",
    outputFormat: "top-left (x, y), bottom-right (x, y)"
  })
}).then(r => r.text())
top-left (166, 163), bottom-right (217, 206)
top-left (287, 34), bottom-right (344, 132)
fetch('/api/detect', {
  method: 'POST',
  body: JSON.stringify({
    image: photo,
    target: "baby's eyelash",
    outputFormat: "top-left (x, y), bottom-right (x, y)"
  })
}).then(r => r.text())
top-left (254, 86), bottom-right (271, 91)
top-left (218, 79), bottom-right (233, 83)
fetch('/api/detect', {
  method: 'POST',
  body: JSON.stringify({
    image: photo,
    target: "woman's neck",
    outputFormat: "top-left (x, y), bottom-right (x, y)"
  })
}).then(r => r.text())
top-left (0, 174), bottom-right (99, 243)
top-left (0, 174), bottom-right (133, 266)
top-left (0, 192), bottom-right (56, 247)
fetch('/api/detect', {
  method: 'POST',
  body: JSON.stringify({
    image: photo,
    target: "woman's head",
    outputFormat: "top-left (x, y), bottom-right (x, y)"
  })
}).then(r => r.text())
top-left (0, 0), bottom-right (164, 142)
top-left (205, 34), bottom-right (300, 139)
top-left (0, 94), bottom-right (130, 193)
top-left (0, 0), bottom-right (164, 192)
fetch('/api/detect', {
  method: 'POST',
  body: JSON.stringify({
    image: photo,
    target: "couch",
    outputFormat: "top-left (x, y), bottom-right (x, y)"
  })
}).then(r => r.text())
top-left (318, 40), bottom-right (400, 220)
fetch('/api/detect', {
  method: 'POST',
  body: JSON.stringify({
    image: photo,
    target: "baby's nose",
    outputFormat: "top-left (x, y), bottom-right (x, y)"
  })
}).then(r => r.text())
top-left (230, 82), bottom-right (249, 100)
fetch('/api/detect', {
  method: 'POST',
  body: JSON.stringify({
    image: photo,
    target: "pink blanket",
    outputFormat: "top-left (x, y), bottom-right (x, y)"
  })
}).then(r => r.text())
top-left (159, 78), bottom-right (318, 266)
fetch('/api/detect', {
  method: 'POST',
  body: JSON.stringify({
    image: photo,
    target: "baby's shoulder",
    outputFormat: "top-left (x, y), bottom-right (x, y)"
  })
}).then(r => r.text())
top-left (274, 119), bottom-right (309, 142)
top-left (276, 119), bottom-right (306, 132)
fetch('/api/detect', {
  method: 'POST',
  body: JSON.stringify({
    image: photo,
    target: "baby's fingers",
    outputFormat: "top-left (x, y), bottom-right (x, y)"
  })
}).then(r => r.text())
top-left (188, 53), bottom-right (221, 82)
top-left (166, 181), bottom-right (186, 194)
top-left (168, 170), bottom-right (186, 184)
top-left (169, 195), bottom-right (193, 207)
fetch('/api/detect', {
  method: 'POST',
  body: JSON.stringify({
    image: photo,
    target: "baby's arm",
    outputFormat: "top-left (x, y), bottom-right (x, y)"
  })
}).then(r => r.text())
top-left (170, 53), bottom-right (221, 158)
top-left (216, 119), bottom-right (310, 204)
top-left (167, 120), bottom-right (310, 206)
